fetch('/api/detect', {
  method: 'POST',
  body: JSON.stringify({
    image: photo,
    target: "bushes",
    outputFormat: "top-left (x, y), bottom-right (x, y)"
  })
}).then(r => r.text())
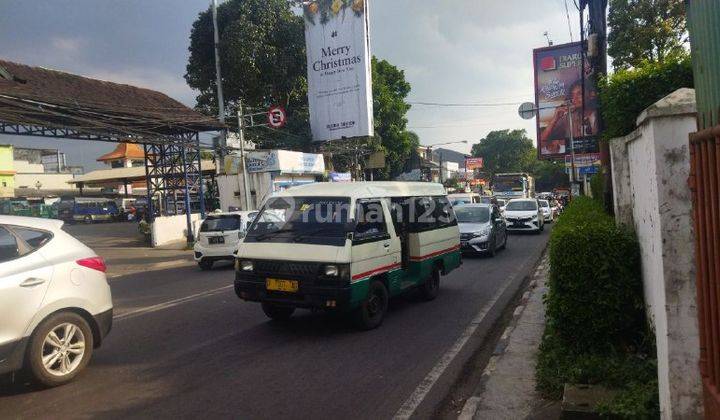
top-left (598, 54), bottom-right (693, 140)
top-left (537, 197), bottom-right (658, 418)
top-left (546, 197), bottom-right (646, 353)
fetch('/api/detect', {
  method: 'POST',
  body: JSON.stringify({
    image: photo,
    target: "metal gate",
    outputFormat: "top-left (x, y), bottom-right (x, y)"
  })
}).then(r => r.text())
top-left (689, 125), bottom-right (720, 418)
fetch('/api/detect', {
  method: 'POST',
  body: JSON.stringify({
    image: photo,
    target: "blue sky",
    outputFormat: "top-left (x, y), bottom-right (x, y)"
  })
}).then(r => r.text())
top-left (0, 0), bottom-right (579, 171)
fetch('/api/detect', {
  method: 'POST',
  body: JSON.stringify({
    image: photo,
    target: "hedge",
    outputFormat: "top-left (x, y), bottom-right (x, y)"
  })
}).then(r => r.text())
top-left (546, 197), bottom-right (647, 354)
top-left (598, 55), bottom-right (693, 140)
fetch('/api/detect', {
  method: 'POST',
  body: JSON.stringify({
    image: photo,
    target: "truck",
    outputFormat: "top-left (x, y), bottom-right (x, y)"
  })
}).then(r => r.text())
top-left (492, 173), bottom-right (535, 200)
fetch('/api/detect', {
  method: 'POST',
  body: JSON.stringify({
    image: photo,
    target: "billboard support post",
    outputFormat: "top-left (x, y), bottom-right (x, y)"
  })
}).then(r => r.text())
top-left (237, 102), bottom-right (251, 210)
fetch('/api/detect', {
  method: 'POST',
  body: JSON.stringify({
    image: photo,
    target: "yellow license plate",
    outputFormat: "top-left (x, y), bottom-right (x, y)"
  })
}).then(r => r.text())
top-left (266, 278), bottom-right (299, 293)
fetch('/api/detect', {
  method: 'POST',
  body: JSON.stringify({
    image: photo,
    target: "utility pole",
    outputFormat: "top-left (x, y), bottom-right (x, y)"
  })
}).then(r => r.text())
top-left (581, 0), bottom-right (610, 207)
top-left (567, 100), bottom-right (577, 187)
top-left (212, 0), bottom-right (226, 172)
top-left (237, 102), bottom-right (252, 210)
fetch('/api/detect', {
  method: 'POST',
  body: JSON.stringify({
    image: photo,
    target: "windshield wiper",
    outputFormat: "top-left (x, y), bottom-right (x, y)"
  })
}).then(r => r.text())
top-left (292, 226), bottom-right (342, 242)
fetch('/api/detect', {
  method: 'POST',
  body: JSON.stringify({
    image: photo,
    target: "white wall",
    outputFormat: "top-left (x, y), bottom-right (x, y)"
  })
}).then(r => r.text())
top-left (217, 172), bottom-right (273, 212)
top-left (610, 88), bottom-right (702, 419)
top-left (13, 160), bottom-right (45, 173)
top-left (151, 213), bottom-right (203, 248)
top-left (14, 173), bottom-right (75, 190)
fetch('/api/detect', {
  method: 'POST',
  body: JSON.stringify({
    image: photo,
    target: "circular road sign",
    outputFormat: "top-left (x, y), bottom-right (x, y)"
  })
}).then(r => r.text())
top-left (518, 102), bottom-right (537, 120)
top-left (267, 106), bottom-right (287, 128)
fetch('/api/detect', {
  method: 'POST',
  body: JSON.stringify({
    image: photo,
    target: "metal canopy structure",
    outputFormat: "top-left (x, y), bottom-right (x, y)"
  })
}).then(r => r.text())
top-left (0, 59), bottom-right (225, 242)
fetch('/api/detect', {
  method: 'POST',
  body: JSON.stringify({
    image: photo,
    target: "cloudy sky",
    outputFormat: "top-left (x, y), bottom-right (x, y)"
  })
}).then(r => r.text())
top-left (0, 0), bottom-right (579, 170)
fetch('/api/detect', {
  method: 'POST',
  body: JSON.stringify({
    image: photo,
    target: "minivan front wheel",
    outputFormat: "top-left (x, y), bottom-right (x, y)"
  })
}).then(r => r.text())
top-left (354, 280), bottom-right (389, 330)
top-left (27, 312), bottom-right (94, 387)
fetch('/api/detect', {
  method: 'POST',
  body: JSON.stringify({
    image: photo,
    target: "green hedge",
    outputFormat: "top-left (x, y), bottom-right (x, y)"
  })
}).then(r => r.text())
top-left (546, 197), bottom-right (646, 354)
top-left (598, 55), bottom-right (693, 140)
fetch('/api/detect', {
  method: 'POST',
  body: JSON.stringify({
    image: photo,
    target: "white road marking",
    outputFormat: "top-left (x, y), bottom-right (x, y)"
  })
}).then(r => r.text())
top-left (113, 285), bottom-right (234, 322)
top-left (393, 270), bottom-right (520, 420)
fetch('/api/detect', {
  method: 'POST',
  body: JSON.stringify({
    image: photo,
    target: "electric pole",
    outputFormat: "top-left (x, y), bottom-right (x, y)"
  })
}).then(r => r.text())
top-left (212, 0), bottom-right (226, 172)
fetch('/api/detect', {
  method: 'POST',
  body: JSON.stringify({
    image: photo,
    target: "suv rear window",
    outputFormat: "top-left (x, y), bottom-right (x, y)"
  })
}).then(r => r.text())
top-left (200, 215), bottom-right (241, 232)
top-left (12, 227), bottom-right (53, 249)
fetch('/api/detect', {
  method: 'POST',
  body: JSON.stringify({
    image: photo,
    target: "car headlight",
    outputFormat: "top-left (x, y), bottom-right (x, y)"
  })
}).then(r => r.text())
top-left (473, 226), bottom-right (492, 237)
top-left (240, 260), bottom-right (254, 271)
top-left (324, 265), bottom-right (339, 276)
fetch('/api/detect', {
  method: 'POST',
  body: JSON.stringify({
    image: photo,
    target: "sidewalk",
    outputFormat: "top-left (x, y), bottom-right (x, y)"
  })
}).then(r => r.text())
top-left (459, 255), bottom-right (557, 420)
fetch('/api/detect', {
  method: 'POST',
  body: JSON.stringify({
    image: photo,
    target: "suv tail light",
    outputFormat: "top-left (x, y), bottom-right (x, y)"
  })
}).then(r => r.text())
top-left (77, 257), bottom-right (107, 273)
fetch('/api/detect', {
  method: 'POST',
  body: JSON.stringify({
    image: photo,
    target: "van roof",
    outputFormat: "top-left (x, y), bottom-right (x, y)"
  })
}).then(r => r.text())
top-left (274, 182), bottom-right (446, 199)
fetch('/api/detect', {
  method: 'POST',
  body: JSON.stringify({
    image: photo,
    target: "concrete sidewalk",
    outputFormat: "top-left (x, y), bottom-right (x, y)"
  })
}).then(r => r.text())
top-left (459, 255), bottom-right (555, 420)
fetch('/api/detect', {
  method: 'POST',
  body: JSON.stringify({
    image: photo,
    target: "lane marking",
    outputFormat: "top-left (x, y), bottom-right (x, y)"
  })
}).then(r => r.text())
top-left (392, 267), bottom-right (523, 420)
top-left (113, 285), bottom-right (234, 322)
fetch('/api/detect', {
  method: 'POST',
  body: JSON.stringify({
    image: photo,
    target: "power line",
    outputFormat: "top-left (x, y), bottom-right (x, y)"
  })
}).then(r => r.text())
top-left (564, 0), bottom-right (574, 42)
top-left (408, 101), bottom-right (523, 108)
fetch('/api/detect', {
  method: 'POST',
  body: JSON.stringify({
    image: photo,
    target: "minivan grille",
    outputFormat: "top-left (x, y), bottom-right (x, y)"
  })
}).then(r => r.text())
top-left (254, 260), bottom-right (321, 278)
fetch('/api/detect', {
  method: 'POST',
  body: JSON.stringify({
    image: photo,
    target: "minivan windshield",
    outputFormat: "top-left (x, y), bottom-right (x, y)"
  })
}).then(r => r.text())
top-left (245, 196), bottom-right (351, 246)
top-left (455, 206), bottom-right (490, 223)
top-left (506, 201), bottom-right (537, 211)
top-left (200, 215), bottom-right (241, 232)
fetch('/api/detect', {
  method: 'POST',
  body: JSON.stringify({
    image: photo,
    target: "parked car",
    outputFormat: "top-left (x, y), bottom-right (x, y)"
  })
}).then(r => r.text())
top-left (193, 211), bottom-right (258, 270)
top-left (235, 182), bottom-right (461, 329)
top-left (504, 198), bottom-right (544, 233)
top-left (456, 204), bottom-right (507, 256)
top-left (0, 216), bottom-right (113, 387)
top-left (538, 199), bottom-right (554, 223)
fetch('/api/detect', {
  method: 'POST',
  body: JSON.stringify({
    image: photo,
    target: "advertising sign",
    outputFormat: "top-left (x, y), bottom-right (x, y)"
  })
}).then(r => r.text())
top-left (465, 157), bottom-right (484, 170)
top-left (533, 42), bottom-right (599, 160)
top-left (303, 0), bottom-right (373, 142)
top-left (246, 150), bottom-right (325, 174)
top-left (564, 153), bottom-right (600, 167)
top-left (329, 172), bottom-right (352, 182)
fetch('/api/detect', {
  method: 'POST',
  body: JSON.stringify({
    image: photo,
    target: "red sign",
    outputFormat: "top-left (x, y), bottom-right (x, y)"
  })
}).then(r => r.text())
top-left (267, 106), bottom-right (287, 128)
top-left (465, 157), bottom-right (484, 170)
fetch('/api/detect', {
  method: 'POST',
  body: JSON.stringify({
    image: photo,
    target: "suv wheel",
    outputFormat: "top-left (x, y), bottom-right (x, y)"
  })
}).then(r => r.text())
top-left (26, 312), bottom-right (94, 387)
top-left (354, 280), bottom-right (389, 330)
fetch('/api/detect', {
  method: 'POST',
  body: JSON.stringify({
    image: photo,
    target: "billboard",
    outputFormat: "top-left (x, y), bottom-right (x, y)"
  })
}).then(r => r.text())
top-left (303, 0), bottom-right (374, 142)
top-left (465, 157), bottom-right (484, 170)
top-left (533, 42), bottom-right (599, 159)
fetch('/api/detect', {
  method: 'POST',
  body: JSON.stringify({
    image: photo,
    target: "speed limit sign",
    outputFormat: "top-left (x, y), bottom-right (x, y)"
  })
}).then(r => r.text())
top-left (267, 106), bottom-right (287, 128)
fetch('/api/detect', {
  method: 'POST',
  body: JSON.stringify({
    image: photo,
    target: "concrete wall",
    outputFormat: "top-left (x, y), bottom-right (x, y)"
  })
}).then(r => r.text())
top-left (14, 173), bottom-right (75, 190)
top-left (150, 213), bottom-right (203, 248)
top-left (217, 172), bottom-right (272, 212)
top-left (609, 88), bottom-right (702, 419)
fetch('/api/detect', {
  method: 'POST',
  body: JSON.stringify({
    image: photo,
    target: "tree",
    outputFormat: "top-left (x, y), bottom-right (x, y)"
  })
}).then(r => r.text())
top-left (185, 0), bottom-right (309, 149)
top-left (470, 129), bottom-right (536, 180)
top-left (608, 0), bottom-right (686, 69)
top-left (372, 57), bottom-right (418, 179)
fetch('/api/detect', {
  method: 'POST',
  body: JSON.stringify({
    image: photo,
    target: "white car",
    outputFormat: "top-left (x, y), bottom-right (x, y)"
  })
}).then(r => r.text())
top-left (539, 199), bottom-right (554, 222)
top-left (496, 199), bottom-right (507, 214)
top-left (193, 211), bottom-right (258, 270)
top-left (0, 216), bottom-right (113, 387)
top-left (504, 199), bottom-right (544, 233)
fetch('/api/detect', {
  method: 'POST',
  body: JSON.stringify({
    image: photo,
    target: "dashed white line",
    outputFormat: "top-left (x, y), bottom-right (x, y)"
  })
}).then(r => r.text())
top-left (113, 285), bottom-right (234, 322)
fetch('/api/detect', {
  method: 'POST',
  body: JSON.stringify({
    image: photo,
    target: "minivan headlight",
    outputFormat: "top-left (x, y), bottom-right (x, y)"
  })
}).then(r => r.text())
top-left (324, 265), bottom-right (339, 276)
top-left (240, 260), bottom-right (254, 271)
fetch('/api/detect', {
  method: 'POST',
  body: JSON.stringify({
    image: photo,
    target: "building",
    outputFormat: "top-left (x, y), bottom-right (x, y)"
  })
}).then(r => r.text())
top-left (97, 142), bottom-right (146, 168)
top-left (0, 145), bottom-right (15, 197)
top-left (0, 144), bottom-right (80, 198)
top-left (217, 149), bottom-right (325, 211)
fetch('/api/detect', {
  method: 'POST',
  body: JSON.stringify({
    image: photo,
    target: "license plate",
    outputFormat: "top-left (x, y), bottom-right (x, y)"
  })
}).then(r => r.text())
top-left (209, 236), bottom-right (225, 244)
top-left (266, 278), bottom-right (299, 293)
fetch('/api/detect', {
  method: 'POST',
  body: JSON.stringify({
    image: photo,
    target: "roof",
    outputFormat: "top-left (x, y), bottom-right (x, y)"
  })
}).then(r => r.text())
top-left (0, 59), bottom-right (224, 142)
top-left (274, 181), bottom-right (446, 199)
top-left (0, 215), bottom-right (64, 231)
top-left (69, 160), bottom-right (216, 185)
top-left (97, 143), bottom-right (146, 162)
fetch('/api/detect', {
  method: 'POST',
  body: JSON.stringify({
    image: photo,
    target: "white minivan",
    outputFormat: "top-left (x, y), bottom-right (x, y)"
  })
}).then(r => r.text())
top-left (235, 182), bottom-right (461, 330)
top-left (194, 211), bottom-right (258, 270)
top-left (0, 216), bottom-right (113, 387)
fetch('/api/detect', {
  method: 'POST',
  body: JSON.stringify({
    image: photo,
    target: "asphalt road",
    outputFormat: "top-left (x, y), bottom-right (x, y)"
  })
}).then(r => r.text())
top-left (0, 226), bottom-right (551, 419)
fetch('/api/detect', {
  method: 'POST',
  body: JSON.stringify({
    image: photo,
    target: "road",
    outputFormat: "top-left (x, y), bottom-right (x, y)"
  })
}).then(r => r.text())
top-left (0, 227), bottom-right (551, 419)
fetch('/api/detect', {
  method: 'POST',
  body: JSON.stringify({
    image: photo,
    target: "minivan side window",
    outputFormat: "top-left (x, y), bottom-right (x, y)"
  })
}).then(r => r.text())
top-left (354, 201), bottom-right (387, 241)
top-left (0, 226), bottom-right (20, 262)
top-left (12, 227), bottom-right (53, 249)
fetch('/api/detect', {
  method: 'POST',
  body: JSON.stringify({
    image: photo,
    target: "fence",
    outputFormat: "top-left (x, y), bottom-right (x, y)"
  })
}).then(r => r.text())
top-left (689, 125), bottom-right (720, 418)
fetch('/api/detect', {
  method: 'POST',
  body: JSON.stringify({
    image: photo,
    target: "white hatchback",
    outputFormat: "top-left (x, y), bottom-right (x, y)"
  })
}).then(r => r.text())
top-left (504, 199), bottom-right (545, 233)
top-left (193, 211), bottom-right (258, 270)
top-left (0, 216), bottom-right (113, 387)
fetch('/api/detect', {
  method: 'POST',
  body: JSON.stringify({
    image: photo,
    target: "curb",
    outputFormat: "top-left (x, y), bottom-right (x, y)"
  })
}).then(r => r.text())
top-left (458, 255), bottom-right (549, 420)
top-left (107, 259), bottom-right (196, 279)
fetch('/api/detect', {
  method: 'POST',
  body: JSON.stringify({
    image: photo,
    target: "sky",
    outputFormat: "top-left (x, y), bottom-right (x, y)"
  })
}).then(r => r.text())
top-left (0, 0), bottom-right (580, 171)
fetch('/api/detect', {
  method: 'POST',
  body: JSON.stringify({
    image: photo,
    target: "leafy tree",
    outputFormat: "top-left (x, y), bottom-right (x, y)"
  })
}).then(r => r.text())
top-left (185, 0), bottom-right (309, 149)
top-left (608, 0), bottom-right (686, 69)
top-left (372, 57), bottom-right (418, 179)
top-left (470, 129), bottom-right (536, 180)
top-left (531, 159), bottom-right (569, 192)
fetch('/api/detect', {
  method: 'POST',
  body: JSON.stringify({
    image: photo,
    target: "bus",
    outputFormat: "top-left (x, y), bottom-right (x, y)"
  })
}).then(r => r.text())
top-left (493, 173), bottom-right (535, 201)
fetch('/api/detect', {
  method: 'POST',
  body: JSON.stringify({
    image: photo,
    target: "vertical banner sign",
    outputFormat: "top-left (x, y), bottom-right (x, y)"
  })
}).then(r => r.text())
top-left (533, 42), bottom-right (599, 160)
top-left (304, 0), bottom-right (374, 142)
